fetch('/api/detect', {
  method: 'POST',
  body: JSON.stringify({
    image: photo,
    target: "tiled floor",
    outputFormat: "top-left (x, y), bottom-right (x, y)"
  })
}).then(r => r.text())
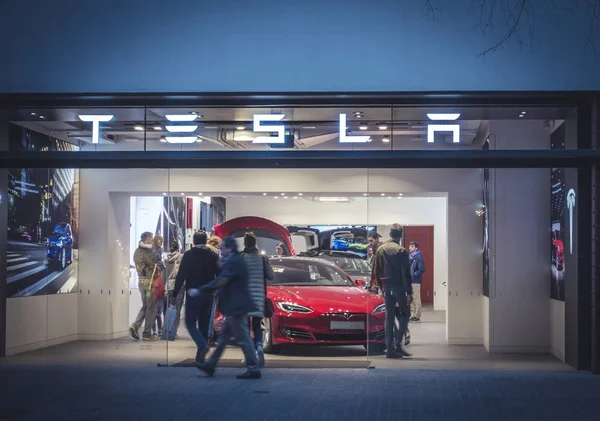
top-left (1, 309), bottom-right (570, 372)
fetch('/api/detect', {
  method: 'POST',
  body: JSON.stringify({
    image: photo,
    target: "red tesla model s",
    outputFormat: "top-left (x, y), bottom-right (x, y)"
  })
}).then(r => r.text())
top-left (263, 256), bottom-right (386, 354)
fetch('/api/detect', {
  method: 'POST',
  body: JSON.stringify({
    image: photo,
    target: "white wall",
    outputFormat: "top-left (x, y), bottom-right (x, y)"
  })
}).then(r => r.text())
top-left (487, 120), bottom-right (551, 353)
top-left (227, 196), bottom-right (448, 310)
top-left (6, 293), bottom-right (78, 355)
top-left (78, 168), bottom-right (483, 345)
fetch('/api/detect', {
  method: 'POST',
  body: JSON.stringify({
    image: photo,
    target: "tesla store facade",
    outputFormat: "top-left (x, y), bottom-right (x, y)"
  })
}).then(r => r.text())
top-left (1, 0), bottom-right (600, 373)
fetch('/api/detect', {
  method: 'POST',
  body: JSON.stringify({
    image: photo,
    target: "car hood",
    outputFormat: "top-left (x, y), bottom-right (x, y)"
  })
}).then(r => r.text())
top-left (268, 285), bottom-right (383, 313)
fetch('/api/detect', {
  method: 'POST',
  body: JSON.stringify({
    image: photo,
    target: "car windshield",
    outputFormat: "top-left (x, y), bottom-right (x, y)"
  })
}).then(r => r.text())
top-left (268, 259), bottom-right (355, 287)
top-left (52, 224), bottom-right (68, 235)
top-left (319, 255), bottom-right (371, 273)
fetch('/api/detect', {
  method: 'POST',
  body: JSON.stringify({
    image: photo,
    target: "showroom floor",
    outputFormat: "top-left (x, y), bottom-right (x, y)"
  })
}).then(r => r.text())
top-left (2, 308), bottom-right (570, 372)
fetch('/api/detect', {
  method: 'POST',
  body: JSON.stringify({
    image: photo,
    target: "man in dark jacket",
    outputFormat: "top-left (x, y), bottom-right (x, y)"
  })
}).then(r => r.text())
top-left (197, 236), bottom-right (261, 379)
top-left (408, 241), bottom-right (425, 323)
top-left (171, 231), bottom-right (219, 363)
top-left (375, 224), bottom-right (413, 359)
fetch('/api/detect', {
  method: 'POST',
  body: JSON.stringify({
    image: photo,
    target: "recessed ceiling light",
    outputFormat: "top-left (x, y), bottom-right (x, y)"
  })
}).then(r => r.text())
top-left (363, 193), bottom-right (368, 196)
top-left (284, 196), bottom-right (288, 199)
top-left (379, 125), bottom-right (388, 130)
top-left (520, 111), bottom-right (527, 115)
top-left (134, 125), bottom-right (144, 131)
top-left (382, 137), bottom-right (390, 143)
top-left (190, 111), bottom-right (198, 115)
top-left (397, 196), bottom-right (402, 199)
top-left (356, 114), bottom-right (363, 118)
top-left (263, 193), bottom-right (267, 196)
top-left (39, 116), bottom-right (45, 119)
top-left (359, 125), bottom-right (368, 130)
top-left (237, 126), bottom-right (245, 131)
top-left (274, 196), bottom-right (279, 199)
top-left (198, 193), bottom-right (203, 196)
top-left (381, 193), bottom-right (385, 196)
top-left (154, 126), bottom-right (162, 131)
top-left (303, 126), bottom-right (317, 129)
top-left (398, 193), bottom-right (403, 196)
top-left (180, 193), bottom-right (185, 196)
top-left (281, 193), bottom-right (285, 196)
top-left (162, 192), bottom-right (167, 196)
top-left (298, 193), bottom-right (303, 196)
top-left (293, 196), bottom-right (298, 199)
top-left (30, 112), bottom-right (36, 116)
top-left (159, 137), bottom-right (167, 143)
top-left (518, 114), bottom-right (524, 118)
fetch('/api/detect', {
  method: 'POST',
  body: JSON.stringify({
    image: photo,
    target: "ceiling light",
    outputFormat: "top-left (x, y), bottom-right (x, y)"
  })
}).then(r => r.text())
top-left (165, 125), bottom-right (197, 133)
top-left (519, 114), bottom-right (524, 118)
top-left (274, 196), bottom-right (279, 199)
top-left (160, 137), bottom-right (167, 143)
top-left (166, 114), bottom-right (197, 122)
top-left (388, 196), bottom-right (392, 199)
top-left (154, 126), bottom-right (162, 131)
top-left (198, 193), bottom-right (203, 196)
top-left (162, 192), bottom-right (167, 196)
top-left (180, 193), bottom-right (185, 196)
top-left (237, 126), bottom-right (245, 131)
top-left (398, 193), bottom-right (403, 196)
top-left (378, 125), bottom-right (388, 130)
top-left (190, 111), bottom-right (198, 115)
top-left (134, 125), bottom-right (144, 131)
top-left (293, 196), bottom-right (298, 199)
top-left (30, 112), bottom-right (36, 116)
top-left (39, 116), bottom-right (45, 119)
top-left (427, 113), bottom-right (460, 121)
top-left (356, 114), bottom-right (363, 118)
top-left (281, 193), bottom-right (285, 196)
top-left (298, 193), bottom-right (303, 196)
top-left (520, 111), bottom-right (527, 115)
top-left (363, 193), bottom-right (368, 196)
top-left (359, 125), bottom-right (368, 130)
top-left (303, 126), bottom-right (317, 129)
top-left (165, 136), bottom-right (199, 143)
top-left (382, 137), bottom-right (390, 143)
top-left (314, 197), bottom-right (350, 202)
top-left (397, 196), bottom-right (402, 199)
top-left (381, 193), bottom-right (385, 196)
top-left (263, 193), bottom-right (267, 196)
top-left (284, 196), bottom-right (288, 199)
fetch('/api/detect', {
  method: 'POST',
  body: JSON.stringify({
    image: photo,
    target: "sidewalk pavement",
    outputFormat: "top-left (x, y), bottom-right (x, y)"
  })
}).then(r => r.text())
top-left (1, 365), bottom-right (600, 421)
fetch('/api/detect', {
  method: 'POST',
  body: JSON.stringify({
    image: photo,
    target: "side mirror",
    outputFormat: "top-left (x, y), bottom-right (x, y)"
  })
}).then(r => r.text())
top-left (354, 278), bottom-right (366, 288)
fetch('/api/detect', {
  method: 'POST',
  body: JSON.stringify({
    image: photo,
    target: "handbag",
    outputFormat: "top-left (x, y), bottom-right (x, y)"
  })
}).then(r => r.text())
top-left (161, 304), bottom-right (177, 341)
top-left (148, 264), bottom-right (166, 302)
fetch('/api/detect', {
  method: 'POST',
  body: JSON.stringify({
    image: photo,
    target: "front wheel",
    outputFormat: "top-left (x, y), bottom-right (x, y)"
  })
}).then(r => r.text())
top-left (262, 317), bottom-right (282, 354)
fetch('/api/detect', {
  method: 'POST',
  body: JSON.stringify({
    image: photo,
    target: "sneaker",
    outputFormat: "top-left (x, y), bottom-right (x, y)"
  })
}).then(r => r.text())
top-left (404, 335), bottom-right (411, 346)
top-left (196, 363), bottom-right (215, 377)
top-left (129, 326), bottom-right (140, 340)
top-left (386, 351), bottom-right (403, 359)
top-left (158, 330), bottom-right (162, 337)
top-left (236, 370), bottom-right (261, 379)
top-left (142, 332), bottom-right (159, 341)
top-left (413, 318), bottom-right (421, 323)
top-left (397, 346), bottom-right (412, 357)
top-left (257, 346), bottom-right (265, 368)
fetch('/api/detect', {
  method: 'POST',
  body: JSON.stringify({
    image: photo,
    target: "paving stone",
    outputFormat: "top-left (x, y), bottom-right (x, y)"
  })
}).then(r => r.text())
top-left (0, 366), bottom-right (599, 421)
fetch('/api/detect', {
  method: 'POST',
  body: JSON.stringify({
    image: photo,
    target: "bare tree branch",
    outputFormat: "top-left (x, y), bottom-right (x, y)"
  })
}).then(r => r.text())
top-left (584, 0), bottom-right (600, 55)
top-left (477, 0), bottom-right (529, 56)
top-left (422, 0), bottom-right (439, 19)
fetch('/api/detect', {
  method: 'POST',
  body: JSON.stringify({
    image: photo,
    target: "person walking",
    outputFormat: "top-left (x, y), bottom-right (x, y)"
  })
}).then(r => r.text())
top-left (197, 236), bottom-right (261, 379)
top-left (408, 241), bottom-right (425, 323)
top-left (206, 235), bottom-right (222, 346)
top-left (242, 232), bottom-right (274, 368)
top-left (152, 235), bottom-right (166, 337)
top-left (130, 232), bottom-right (159, 341)
top-left (374, 224), bottom-right (413, 359)
top-left (171, 231), bottom-right (219, 363)
top-left (165, 241), bottom-right (184, 338)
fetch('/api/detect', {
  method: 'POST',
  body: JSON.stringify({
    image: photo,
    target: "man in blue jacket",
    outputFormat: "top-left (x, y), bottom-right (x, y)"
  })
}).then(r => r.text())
top-left (196, 236), bottom-right (261, 379)
top-left (408, 241), bottom-right (425, 323)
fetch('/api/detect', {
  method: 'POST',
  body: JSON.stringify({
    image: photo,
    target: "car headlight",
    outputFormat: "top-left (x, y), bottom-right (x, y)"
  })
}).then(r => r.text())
top-left (276, 302), bottom-right (313, 313)
top-left (373, 303), bottom-right (386, 313)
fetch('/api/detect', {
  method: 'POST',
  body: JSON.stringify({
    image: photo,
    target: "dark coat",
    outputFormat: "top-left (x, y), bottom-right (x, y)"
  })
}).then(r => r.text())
top-left (172, 245), bottom-right (219, 298)
top-left (410, 251), bottom-right (425, 285)
top-left (202, 252), bottom-right (257, 316)
top-left (375, 240), bottom-right (413, 295)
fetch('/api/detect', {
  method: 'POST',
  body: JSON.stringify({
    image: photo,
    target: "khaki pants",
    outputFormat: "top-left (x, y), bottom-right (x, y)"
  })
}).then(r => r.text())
top-left (411, 284), bottom-right (422, 319)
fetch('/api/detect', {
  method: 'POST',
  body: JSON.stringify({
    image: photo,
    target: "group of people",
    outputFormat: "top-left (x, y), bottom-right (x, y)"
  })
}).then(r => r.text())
top-left (131, 229), bottom-right (272, 379)
top-left (368, 224), bottom-right (426, 359)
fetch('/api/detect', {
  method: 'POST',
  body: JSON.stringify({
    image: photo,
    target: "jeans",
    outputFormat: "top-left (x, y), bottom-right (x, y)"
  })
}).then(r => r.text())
top-left (250, 316), bottom-right (263, 348)
top-left (133, 286), bottom-right (157, 335)
top-left (185, 291), bottom-right (214, 354)
top-left (208, 314), bottom-right (259, 372)
top-left (208, 295), bottom-right (217, 340)
top-left (384, 289), bottom-right (410, 352)
top-left (168, 289), bottom-right (185, 334)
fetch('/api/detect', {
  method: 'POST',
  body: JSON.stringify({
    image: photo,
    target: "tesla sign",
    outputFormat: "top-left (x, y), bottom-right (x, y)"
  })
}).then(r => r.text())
top-left (79, 113), bottom-right (461, 144)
